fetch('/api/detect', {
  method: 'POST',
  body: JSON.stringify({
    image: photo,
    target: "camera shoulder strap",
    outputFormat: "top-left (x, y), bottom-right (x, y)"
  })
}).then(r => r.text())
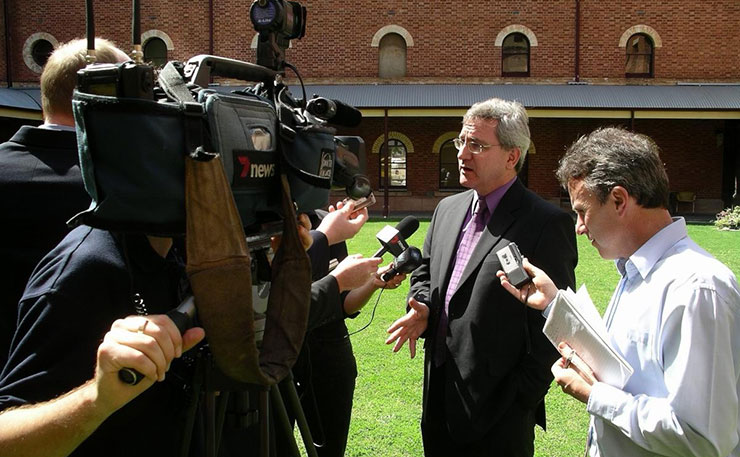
top-left (158, 62), bottom-right (206, 158)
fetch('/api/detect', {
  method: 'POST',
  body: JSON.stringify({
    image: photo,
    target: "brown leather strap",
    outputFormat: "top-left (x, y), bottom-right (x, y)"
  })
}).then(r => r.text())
top-left (185, 155), bottom-right (309, 385)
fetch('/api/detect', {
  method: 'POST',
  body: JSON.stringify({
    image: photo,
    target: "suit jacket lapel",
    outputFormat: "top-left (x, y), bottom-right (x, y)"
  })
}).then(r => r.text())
top-left (439, 191), bottom-right (475, 293)
top-left (454, 181), bottom-right (524, 296)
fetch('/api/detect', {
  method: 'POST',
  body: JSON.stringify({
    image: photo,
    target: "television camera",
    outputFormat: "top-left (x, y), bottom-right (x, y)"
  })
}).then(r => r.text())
top-left (70, 0), bottom-right (372, 455)
top-left (73, 0), bottom-right (371, 245)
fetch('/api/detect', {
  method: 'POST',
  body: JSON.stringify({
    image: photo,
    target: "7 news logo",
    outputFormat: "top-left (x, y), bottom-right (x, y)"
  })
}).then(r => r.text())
top-left (236, 154), bottom-right (276, 180)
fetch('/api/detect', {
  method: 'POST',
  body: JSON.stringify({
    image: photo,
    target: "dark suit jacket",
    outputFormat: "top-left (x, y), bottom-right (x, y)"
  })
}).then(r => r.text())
top-left (0, 126), bottom-right (88, 368)
top-left (409, 179), bottom-right (577, 444)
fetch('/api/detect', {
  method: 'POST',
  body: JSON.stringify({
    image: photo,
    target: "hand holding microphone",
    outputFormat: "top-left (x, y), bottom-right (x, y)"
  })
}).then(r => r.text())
top-left (373, 216), bottom-right (419, 258)
top-left (381, 246), bottom-right (422, 282)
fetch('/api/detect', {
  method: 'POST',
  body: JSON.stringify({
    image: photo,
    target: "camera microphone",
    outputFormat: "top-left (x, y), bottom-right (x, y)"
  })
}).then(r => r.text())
top-left (381, 246), bottom-right (422, 282)
top-left (373, 216), bottom-right (419, 258)
top-left (306, 96), bottom-right (362, 127)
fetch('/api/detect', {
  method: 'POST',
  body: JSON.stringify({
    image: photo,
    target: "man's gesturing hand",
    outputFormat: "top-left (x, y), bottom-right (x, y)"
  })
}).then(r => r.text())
top-left (385, 297), bottom-right (429, 358)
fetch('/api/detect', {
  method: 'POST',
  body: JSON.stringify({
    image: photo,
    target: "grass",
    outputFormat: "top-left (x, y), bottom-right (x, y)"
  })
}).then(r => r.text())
top-left (339, 219), bottom-right (740, 457)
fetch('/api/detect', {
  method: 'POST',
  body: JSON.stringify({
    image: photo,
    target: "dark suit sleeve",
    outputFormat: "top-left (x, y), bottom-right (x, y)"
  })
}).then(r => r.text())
top-left (307, 275), bottom-right (344, 331)
top-left (506, 209), bottom-right (577, 411)
top-left (407, 206), bottom-right (436, 337)
top-left (307, 230), bottom-right (330, 280)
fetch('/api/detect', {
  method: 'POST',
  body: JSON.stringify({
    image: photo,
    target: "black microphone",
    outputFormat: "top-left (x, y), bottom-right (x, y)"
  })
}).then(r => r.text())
top-left (372, 216), bottom-right (419, 258)
top-left (305, 96), bottom-right (362, 127)
top-left (118, 296), bottom-right (197, 386)
top-left (381, 246), bottom-right (422, 282)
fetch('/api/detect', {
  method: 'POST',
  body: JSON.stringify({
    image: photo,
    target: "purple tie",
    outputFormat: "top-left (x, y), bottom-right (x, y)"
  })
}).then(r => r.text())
top-left (435, 198), bottom-right (488, 366)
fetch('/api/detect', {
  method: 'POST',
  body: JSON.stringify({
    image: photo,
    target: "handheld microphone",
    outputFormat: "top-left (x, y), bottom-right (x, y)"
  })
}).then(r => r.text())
top-left (305, 96), bottom-right (362, 127)
top-left (381, 246), bottom-right (422, 282)
top-left (118, 296), bottom-right (197, 386)
top-left (372, 216), bottom-right (419, 258)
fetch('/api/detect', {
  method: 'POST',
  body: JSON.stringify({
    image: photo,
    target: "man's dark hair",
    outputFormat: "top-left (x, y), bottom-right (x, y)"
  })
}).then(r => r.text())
top-left (556, 127), bottom-right (670, 209)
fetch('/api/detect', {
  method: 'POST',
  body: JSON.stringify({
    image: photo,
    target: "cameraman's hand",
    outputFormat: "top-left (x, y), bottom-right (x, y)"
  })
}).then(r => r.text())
top-left (385, 297), bottom-right (429, 358)
top-left (94, 314), bottom-right (205, 412)
top-left (329, 254), bottom-right (382, 292)
top-left (496, 258), bottom-right (558, 311)
top-left (316, 200), bottom-right (368, 246)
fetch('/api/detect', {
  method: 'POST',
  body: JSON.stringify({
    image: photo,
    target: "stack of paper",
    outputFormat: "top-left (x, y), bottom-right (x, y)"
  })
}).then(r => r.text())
top-left (543, 286), bottom-right (633, 388)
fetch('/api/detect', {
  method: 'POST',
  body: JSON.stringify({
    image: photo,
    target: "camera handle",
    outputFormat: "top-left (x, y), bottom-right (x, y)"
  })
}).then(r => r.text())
top-left (184, 54), bottom-right (277, 87)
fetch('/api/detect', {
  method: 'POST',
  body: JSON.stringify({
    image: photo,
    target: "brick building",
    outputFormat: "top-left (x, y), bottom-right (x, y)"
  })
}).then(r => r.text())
top-left (1, 0), bottom-right (739, 214)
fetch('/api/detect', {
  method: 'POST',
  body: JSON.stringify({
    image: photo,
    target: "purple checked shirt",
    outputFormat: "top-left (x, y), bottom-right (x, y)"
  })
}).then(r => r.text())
top-left (434, 176), bottom-right (517, 366)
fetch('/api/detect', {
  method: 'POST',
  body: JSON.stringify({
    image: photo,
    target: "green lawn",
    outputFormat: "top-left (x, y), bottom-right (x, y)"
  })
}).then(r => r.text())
top-left (341, 220), bottom-right (740, 457)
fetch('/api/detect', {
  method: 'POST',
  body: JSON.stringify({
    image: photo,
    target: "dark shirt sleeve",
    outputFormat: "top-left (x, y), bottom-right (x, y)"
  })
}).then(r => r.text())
top-left (307, 230), bottom-right (330, 280)
top-left (307, 275), bottom-right (344, 331)
top-left (0, 292), bottom-right (103, 412)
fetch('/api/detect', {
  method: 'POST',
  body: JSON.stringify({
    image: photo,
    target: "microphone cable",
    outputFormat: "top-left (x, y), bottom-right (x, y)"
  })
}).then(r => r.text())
top-left (346, 285), bottom-right (387, 337)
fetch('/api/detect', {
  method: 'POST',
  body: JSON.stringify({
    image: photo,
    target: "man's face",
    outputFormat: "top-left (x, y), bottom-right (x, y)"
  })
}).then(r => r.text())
top-left (568, 179), bottom-right (623, 260)
top-left (457, 118), bottom-right (520, 195)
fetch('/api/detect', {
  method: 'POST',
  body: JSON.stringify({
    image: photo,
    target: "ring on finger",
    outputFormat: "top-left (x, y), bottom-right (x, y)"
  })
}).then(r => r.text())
top-left (136, 319), bottom-right (149, 334)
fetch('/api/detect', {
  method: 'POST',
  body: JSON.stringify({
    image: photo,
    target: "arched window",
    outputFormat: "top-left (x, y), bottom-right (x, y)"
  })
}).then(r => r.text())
top-left (379, 139), bottom-right (407, 188)
top-left (626, 33), bottom-right (653, 77)
top-left (31, 39), bottom-right (53, 68)
top-left (439, 139), bottom-right (461, 190)
top-left (379, 33), bottom-right (407, 78)
top-left (144, 37), bottom-right (168, 68)
top-left (502, 33), bottom-right (530, 76)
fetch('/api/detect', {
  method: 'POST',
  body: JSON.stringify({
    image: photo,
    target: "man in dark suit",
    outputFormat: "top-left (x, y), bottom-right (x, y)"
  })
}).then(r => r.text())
top-left (0, 38), bottom-right (129, 366)
top-left (386, 97), bottom-right (578, 456)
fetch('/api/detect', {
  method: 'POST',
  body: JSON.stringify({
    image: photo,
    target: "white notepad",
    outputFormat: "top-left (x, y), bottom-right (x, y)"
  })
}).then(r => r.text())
top-left (543, 286), bottom-right (634, 388)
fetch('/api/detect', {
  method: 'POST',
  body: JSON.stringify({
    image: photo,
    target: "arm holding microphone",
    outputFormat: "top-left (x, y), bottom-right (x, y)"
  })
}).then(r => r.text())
top-left (496, 258), bottom-right (594, 403)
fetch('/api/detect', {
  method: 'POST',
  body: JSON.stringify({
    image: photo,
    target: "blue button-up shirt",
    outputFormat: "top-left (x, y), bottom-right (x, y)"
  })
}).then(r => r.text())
top-left (587, 218), bottom-right (740, 457)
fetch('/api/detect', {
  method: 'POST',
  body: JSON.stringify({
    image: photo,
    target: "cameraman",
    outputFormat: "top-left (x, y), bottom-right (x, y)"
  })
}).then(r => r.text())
top-left (0, 227), bottom-right (204, 457)
top-left (293, 200), bottom-right (405, 457)
top-left (0, 38), bottom-right (130, 367)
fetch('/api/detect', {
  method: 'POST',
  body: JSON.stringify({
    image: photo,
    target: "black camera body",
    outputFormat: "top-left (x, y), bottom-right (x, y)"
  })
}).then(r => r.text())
top-left (72, 0), bottom-right (369, 242)
top-left (76, 61), bottom-right (154, 99)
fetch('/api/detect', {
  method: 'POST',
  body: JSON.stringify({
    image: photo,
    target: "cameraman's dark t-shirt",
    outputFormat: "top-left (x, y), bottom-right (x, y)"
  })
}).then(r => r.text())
top-left (0, 226), bottom-right (197, 457)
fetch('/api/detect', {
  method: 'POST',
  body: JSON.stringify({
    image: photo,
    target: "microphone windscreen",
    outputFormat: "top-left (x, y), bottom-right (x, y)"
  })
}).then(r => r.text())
top-left (396, 216), bottom-right (419, 239)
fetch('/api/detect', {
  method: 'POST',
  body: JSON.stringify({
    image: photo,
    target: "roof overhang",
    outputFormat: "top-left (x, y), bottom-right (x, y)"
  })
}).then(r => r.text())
top-left (288, 83), bottom-right (740, 120)
top-left (6, 84), bottom-right (740, 121)
top-left (0, 87), bottom-right (43, 120)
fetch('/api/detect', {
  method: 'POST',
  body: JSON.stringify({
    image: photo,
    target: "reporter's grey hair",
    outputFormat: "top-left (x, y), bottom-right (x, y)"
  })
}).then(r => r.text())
top-left (556, 127), bottom-right (670, 209)
top-left (464, 97), bottom-right (531, 172)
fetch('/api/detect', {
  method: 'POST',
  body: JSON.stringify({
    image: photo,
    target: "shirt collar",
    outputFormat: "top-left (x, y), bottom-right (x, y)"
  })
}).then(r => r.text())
top-left (615, 217), bottom-right (688, 281)
top-left (475, 176), bottom-right (518, 222)
top-left (39, 123), bottom-right (76, 132)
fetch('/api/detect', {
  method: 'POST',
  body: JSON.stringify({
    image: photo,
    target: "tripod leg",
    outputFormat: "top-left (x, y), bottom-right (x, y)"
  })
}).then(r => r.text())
top-left (215, 391), bottom-right (230, 453)
top-left (259, 389), bottom-right (269, 457)
top-left (270, 384), bottom-right (301, 457)
top-left (280, 374), bottom-right (319, 457)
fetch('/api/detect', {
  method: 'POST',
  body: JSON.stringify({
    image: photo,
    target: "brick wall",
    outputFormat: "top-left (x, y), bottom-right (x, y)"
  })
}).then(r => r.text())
top-left (4, 1), bottom-right (739, 84)
top-left (1, 0), bottom-right (735, 212)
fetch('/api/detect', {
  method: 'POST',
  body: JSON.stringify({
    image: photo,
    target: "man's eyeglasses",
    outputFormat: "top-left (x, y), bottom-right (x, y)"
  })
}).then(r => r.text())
top-left (453, 137), bottom-right (499, 154)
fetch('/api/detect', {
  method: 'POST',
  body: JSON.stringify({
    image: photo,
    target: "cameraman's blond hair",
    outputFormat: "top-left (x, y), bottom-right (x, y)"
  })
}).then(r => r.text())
top-left (41, 38), bottom-right (128, 121)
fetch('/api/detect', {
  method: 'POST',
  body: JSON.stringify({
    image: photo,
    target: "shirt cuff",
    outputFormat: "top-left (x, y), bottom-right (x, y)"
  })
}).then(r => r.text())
top-left (542, 297), bottom-right (556, 318)
top-left (586, 381), bottom-right (631, 422)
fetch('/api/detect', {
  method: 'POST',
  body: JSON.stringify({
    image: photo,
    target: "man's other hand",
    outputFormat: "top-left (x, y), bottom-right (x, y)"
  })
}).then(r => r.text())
top-left (385, 297), bottom-right (429, 358)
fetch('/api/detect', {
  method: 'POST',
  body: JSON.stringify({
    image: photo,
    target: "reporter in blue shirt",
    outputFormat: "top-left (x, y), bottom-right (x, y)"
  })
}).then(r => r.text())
top-left (500, 127), bottom-right (740, 457)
